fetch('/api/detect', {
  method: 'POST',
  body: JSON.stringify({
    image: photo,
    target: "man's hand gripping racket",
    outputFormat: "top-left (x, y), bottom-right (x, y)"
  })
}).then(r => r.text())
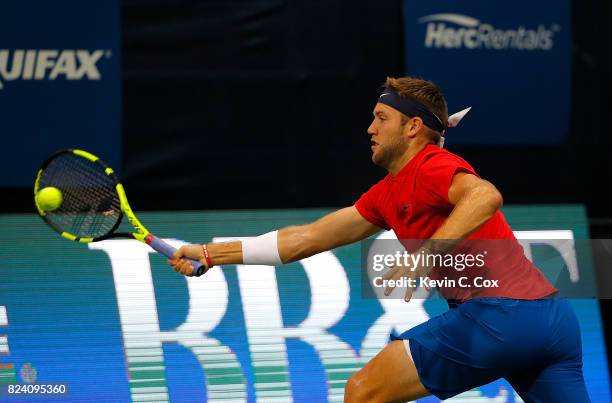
top-left (34, 149), bottom-right (208, 277)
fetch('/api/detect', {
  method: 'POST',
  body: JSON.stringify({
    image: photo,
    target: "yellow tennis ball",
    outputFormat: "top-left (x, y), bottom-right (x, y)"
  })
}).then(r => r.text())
top-left (36, 187), bottom-right (63, 212)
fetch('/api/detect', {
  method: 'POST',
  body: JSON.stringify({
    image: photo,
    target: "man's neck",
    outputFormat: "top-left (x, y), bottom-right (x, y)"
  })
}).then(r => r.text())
top-left (388, 141), bottom-right (432, 175)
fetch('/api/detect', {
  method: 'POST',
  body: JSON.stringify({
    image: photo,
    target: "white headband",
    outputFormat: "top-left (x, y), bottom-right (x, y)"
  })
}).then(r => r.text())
top-left (438, 106), bottom-right (472, 148)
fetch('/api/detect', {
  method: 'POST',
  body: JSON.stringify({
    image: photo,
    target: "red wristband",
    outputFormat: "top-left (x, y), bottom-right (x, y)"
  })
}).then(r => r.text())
top-left (202, 244), bottom-right (214, 269)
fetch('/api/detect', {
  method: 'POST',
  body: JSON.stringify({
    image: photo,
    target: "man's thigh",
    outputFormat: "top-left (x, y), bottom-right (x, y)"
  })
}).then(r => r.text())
top-left (506, 361), bottom-right (591, 403)
top-left (344, 340), bottom-right (430, 403)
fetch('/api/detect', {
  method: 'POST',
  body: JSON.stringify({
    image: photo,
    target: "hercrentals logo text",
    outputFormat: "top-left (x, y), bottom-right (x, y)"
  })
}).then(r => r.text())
top-left (418, 14), bottom-right (560, 50)
top-left (0, 49), bottom-right (111, 90)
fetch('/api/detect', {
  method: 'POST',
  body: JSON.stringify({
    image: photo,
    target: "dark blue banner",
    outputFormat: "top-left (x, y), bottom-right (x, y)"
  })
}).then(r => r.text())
top-left (403, 0), bottom-right (571, 145)
top-left (0, 1), bottom-right (121, 187)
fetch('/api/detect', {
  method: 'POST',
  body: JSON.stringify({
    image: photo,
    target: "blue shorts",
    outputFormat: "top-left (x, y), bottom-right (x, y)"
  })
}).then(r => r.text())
top-left (392, 297), bottom-right (590, 402)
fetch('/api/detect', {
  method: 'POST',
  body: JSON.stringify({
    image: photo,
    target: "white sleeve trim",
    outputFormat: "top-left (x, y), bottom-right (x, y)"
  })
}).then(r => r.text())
top-left (402, 339), bottom-right (414, 363)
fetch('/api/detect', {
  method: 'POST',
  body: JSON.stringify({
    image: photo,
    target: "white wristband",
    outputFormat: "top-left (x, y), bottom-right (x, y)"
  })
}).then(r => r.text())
top-left (242, 230), bottom-right (282, 265)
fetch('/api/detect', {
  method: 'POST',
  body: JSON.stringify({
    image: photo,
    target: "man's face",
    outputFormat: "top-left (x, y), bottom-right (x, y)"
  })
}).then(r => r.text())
top-left (367, 103), bottom-right (409, 169)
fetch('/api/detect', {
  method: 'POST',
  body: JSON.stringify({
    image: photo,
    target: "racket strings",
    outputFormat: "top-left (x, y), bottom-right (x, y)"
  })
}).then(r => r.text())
top-left (44, 157), bottom-right (116, 235)
top-left (47, 157), bottom-right (120, 237)
top-left (57, 156), bottom-right (121, 235)
top-left (56, 157), bottom-right (119, 233)
top-left (39, 153), bottom-right (121, 239)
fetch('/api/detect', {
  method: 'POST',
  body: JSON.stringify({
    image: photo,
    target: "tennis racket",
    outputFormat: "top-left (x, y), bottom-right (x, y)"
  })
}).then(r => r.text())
top-left (34, 149), bottom-right (207, 276)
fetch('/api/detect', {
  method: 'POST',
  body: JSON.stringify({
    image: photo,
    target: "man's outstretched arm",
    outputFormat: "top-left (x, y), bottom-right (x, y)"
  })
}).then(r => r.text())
top-left (168, 206), bottom-right (381, 276)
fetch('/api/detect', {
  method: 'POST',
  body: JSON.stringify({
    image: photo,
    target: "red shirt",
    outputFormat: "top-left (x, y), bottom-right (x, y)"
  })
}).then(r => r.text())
top-left (355, 144), bottom-right (556, 300)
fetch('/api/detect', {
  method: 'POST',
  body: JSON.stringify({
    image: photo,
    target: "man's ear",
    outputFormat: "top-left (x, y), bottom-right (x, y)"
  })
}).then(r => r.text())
top-left (404, 116), bottom-right (423, 138)
top-left (411, 117), bottom-right (424, 132)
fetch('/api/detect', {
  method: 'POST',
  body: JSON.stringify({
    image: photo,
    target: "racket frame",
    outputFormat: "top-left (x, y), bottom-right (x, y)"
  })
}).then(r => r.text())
top-left (34, 149), bottom-right (208, 276)
top-left (35, 148), bottom-right (156, 242)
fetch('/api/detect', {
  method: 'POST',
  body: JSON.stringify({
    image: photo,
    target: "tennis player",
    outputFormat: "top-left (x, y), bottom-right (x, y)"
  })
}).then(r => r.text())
top-left (168, 77), bottom-right (590, 402)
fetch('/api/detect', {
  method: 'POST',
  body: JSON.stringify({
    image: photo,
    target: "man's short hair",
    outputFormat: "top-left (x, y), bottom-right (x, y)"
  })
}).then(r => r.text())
top-left (385, 76), bottom-right (449, 130)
